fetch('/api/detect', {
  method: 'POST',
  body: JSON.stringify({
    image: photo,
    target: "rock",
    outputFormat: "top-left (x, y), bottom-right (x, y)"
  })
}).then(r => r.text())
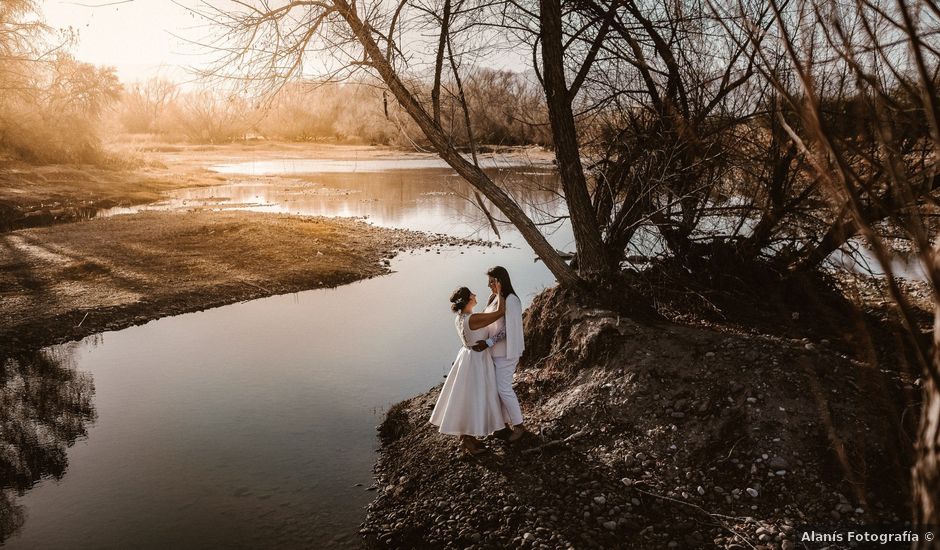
top-left (603, 521), bottom-right (617, 531)
top-left (746, 488), bottom-right (759, 498)
top-left (594, 496), bottom-right (607, 505)
top-left (768, 456), bottom-right (789, 470)
top-left (697, 486), bottom-right (706, 495)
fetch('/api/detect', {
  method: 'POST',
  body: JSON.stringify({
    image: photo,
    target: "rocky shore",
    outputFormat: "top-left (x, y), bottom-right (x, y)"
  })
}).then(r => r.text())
top-left (362, 282), bottom-right (922, 548)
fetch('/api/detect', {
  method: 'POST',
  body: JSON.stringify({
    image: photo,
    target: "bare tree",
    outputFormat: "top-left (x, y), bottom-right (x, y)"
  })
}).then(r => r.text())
top-left (195, 0), bottom-right (937, 289)
top-left (744, 0), bottom-right (940, 536)
top-left (196, 0), bottom-right (581, 285)
top-left (551, 0), bottom-right (771, 268)
top-left (164, 88), bottom-right (258, 143)
top-left (119, 77), bottom-right (179, 134)
top-left (0, 0), bottom-right (47, 95)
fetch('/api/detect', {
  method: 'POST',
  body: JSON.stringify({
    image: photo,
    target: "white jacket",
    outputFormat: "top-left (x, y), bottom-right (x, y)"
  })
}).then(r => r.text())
top-left (484, 293), bottom-right (525, 360)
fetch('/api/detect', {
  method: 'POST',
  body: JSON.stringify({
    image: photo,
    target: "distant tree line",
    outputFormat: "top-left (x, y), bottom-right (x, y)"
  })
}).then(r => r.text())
top-left (115, 71), bottom-right (551, 147)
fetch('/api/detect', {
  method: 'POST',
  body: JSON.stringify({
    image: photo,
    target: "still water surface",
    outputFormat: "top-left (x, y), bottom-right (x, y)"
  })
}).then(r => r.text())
top-left (3, 161), bottom-right (566, 549)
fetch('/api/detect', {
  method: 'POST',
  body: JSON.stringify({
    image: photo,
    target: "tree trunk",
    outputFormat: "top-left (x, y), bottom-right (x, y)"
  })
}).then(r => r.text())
top-left (539, 0), bottom-right (611, 276)
top-left (333, 0), bottom-right (581, 287)
top-left (913, 311), bottom-right (940, 548)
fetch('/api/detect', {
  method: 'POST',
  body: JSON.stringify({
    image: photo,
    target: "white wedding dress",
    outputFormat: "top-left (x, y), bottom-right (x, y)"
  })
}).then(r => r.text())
top-left (429, 313), bottom-right (507, 437)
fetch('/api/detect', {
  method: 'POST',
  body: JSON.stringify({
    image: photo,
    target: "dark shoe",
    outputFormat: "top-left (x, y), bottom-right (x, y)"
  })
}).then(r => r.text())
top-left (508, 425), bottom-right (527, 443)
top-left (492, 427), bottom-right (513, 441)
top-left (461, 436), bottom-right (488, 455)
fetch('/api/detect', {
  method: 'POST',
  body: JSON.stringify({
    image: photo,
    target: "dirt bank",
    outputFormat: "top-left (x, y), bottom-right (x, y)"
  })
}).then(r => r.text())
top-left (0, 210), bottom-right (470, 350)
top-left (363, 283), bottom-right (921, 549)
top-left (0, 160), bottom-right (220, 231)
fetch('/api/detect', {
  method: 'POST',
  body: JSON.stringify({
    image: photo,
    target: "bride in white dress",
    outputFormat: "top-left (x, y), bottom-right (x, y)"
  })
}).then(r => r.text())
top-left (430, 284), bottom-right (507, 455)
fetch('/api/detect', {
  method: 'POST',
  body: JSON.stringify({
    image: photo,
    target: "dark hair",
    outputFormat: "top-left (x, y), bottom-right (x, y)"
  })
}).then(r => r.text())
top-left (450, 287), bottom-right (472, 313)
top-left (486, 266), bottom-right (516, 298)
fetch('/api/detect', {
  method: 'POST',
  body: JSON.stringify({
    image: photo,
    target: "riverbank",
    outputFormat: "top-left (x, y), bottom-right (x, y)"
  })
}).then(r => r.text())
top-left (362, 277), bottom-right (926, 548)
top-left (0, 141), bottom-right (553, 231)
top-left (1, 140), bottom-right (541, 349)
top-left (0, 210), bottom-right (472, 350)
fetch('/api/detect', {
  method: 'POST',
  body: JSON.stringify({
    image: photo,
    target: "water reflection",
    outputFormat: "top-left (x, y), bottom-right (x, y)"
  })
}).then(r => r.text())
top-left (3, 247), bottom-right (555, 549)
top-left (209, 156), bottom-right (545, 174)
top-left (98, 167), bottom-right (572, 246)
top-left (101, 162), bottom-right (921, 282)
top-left (0, 347), bottom-right (96, 542)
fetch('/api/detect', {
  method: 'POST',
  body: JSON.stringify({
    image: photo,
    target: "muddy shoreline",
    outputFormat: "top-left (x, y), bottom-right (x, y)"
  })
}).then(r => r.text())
top-left (0, 210), bottom-right (477, 351)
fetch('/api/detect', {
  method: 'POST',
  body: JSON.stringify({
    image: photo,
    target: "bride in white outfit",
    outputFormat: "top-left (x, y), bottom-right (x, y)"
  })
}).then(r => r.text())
top-left (479, 266), bottom-right (527, 441)
top-left (429, 284), bottom-right (507, 455)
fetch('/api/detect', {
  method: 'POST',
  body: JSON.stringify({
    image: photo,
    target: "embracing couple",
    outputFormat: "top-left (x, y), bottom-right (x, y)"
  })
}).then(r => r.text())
top-left (429, 266), bottom-right (527, 455)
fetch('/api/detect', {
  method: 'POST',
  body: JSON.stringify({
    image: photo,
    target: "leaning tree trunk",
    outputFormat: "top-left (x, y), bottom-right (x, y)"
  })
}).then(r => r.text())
top-left (913, 310), bottom-right (940, 548)
top-left (331, 0), bottom-right (581, 287)
top-left (538, 0), bottom-right (611, 276)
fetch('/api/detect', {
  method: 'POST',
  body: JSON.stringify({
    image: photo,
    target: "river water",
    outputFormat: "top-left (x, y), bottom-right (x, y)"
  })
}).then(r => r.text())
top-left (1, 160), bottom-right (569, 549)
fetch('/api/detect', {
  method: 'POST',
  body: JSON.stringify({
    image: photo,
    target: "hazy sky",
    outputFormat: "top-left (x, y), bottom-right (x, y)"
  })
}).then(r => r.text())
top-left (41, 0), bottom-right (528, 84)
top-left (43, 0), bottom-right (208, 83)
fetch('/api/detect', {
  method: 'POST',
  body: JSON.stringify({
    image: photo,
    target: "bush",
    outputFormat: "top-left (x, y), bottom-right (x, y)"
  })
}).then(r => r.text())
top-left (0, 55), bottom-right (122, 164)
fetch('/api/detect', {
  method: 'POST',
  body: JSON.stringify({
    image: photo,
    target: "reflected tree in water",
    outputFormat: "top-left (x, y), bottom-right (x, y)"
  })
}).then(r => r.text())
top-left (0, 347), bottom-right (96, 542)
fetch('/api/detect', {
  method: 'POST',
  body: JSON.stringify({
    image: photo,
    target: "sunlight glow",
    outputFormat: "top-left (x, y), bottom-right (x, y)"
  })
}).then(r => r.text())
top-left (42, 0), bottom-right (208, 82)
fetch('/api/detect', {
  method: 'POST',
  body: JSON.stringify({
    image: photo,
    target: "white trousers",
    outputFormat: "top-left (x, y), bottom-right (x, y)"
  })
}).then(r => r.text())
top-left (493, 355), bottom-right (523, 426)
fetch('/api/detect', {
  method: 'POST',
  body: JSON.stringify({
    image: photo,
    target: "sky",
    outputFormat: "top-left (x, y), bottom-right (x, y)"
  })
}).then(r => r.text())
top-left (40, 0), bottom-right (529, 85)
top-left (42, 0), bottom-right (210, 83)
